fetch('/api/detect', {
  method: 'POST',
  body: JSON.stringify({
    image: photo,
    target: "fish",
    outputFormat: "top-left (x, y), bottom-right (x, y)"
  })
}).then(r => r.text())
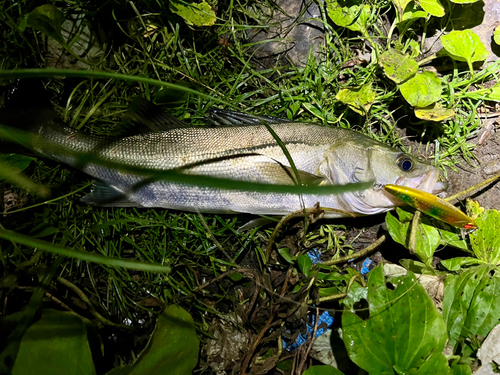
top-left (0, 97), bottom-right (447, 218)
top-left (384, 184), bottom-right (475, 228)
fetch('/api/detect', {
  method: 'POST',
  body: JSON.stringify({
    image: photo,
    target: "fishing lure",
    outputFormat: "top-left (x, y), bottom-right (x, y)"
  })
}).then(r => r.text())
top-left (384, 184), bottom-right (476, 229)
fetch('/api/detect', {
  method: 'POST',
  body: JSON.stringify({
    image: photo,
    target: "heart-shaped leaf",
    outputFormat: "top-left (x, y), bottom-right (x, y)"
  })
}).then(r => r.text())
top-left (379, 49), bottom-right (418, 83)
top-left (441, 30), bottom-right (489, 71)
top-left (400, 71), bottom-right (442, 107)
top-left (336, 82), bottom-right (376, 115)
top-left (326, 0), bottom-right (371, 33)
top-left (419, 0), bottom-right (445, 17)
top-left (170, 0), bottom-right (217, 27)
top-left (414, 103), bottom-right (455, 121)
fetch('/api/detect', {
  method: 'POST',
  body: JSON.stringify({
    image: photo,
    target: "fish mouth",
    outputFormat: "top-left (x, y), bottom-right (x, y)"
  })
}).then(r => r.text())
top-left (394, 169), bottom-right (448, 194)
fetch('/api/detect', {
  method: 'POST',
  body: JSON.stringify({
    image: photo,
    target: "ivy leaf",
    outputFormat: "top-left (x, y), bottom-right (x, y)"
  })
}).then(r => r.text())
top-left (400, 71), bottom-right (442, 107)
top-left (326, 0), bottom-right (371, 34)
top-left (169, 0), bottom-right (217, 27)
top-left (441, 30), bottom-right (489, 72)
top-left (379, 49), bottom-right (418, 84)
top-left (336, 82), bottom-right (376, 115)
top-left (419, 0), bottom-right (445, 17)
top-left (414, 103), bottom-right (455, 121)
top-left (342, 266), bottom-right (449, 374)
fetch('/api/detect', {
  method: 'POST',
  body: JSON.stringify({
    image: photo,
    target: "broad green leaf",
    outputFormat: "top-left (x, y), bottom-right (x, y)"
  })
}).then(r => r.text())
top-left (401, 8), bottom-right (428, 23)
top-left (392, 0), bottom-right (412, 21)
top-left (107, 305), bottom-right (199, 375)
top-left (11, 309), bottom-right (96, 375)
top-left (342, 266), bottom-right (449, 374)
top-left (169, 0), bottom-right (216, 27)
top-left (341, 281), bottom-right (367, 309)
top-left (419, 0), bottom-right (445, 17)
top-left (326, 0), bottom-right (371, 33)
top-left (400, 71), bottom-right (442, 107)
top-left (385, 211), bottom-right (410, 246)
top-left (385, 210), bottom-right (440, 266)
top-left (335, 83), bottom-right (376, 115)
top-left (438, 227), bottom-right (471, 252)
top-left (450, 0), bottom-right (480, 3)
top-left (413, 222), bottom-right (440, 266)
top-left (414, 103), bottom-right (455, 121)
top-left (303, 365), bottom-right (345, 375)
top-left (463, 273), bottom-right (500, 339)
top-left (379, 49), bottom-right (418, 83)
top-left (450, 362), bottom-right (473, 375)
top-left (396, 206), bottom-right (415, 222)
top-left (441, 30), bottom-right (489, 71)
top-left (494, 25), bottom-right (500, 45)
top-left (298, 254), bottom-right (313, 277)
top-left (440, 257), bottom-right (485, 271)
top-left (442, 264), bottom-right (499, 348)
top-left (26, 4), bottom-right (66, 46)
top-left (0, 154), bottom-right (36, 172)
top-left (470, 209), bottom-right (500, 264)
top-left (278, 248), bottom-right (294, 264)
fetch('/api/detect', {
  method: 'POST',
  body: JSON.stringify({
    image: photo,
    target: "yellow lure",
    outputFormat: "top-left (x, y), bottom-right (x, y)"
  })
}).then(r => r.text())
top-left (384, 184), bottom-right (476, 229)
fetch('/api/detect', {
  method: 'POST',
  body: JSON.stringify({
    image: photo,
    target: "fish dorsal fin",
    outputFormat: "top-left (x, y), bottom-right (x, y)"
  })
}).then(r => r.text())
top-left (80, 181), bottom-right (141, 207)
top-left (123, 97), bottom-right (190, 133)
top-left (209, 109), bottom-right (294, 126)
top-left (256, 161), bottom-right (325, 186)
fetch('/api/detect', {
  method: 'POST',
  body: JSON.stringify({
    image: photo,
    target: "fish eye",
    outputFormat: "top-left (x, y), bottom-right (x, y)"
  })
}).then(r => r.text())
top-left (397, 157), bottom-right (413, 172)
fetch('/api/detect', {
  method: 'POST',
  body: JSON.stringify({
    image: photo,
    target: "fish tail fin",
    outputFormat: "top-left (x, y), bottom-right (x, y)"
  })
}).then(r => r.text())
top-left (0, 80), bottom-right (61, 152)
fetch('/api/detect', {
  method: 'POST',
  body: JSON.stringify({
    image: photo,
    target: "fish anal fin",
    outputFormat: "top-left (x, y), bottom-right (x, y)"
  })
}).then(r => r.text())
top-left (81, 181), bottom-right (141, 207)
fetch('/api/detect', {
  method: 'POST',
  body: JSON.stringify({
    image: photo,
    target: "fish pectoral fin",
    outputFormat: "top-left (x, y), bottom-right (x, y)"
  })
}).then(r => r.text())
top-left (81, 181), bottom-right (142, 207)
top-left (209, 109), bottom-right (293, 126)
top-left (256, 161), bottom-right (325, 186)
top-left (123, 97), bottom-right (190, 133)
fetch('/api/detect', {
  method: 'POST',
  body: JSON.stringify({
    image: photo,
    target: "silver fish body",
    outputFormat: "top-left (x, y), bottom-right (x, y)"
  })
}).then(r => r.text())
top-left (17, 104), bottom-right (446, 218)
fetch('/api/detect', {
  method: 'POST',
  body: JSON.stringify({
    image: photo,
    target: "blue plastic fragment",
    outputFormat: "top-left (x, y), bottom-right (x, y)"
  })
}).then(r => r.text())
top-left (307, 248), bottom-right (322, 264)
top-left (282, 311), bottom-right (334, 350)
top-left (361, 258), bottom-right (372, 275)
